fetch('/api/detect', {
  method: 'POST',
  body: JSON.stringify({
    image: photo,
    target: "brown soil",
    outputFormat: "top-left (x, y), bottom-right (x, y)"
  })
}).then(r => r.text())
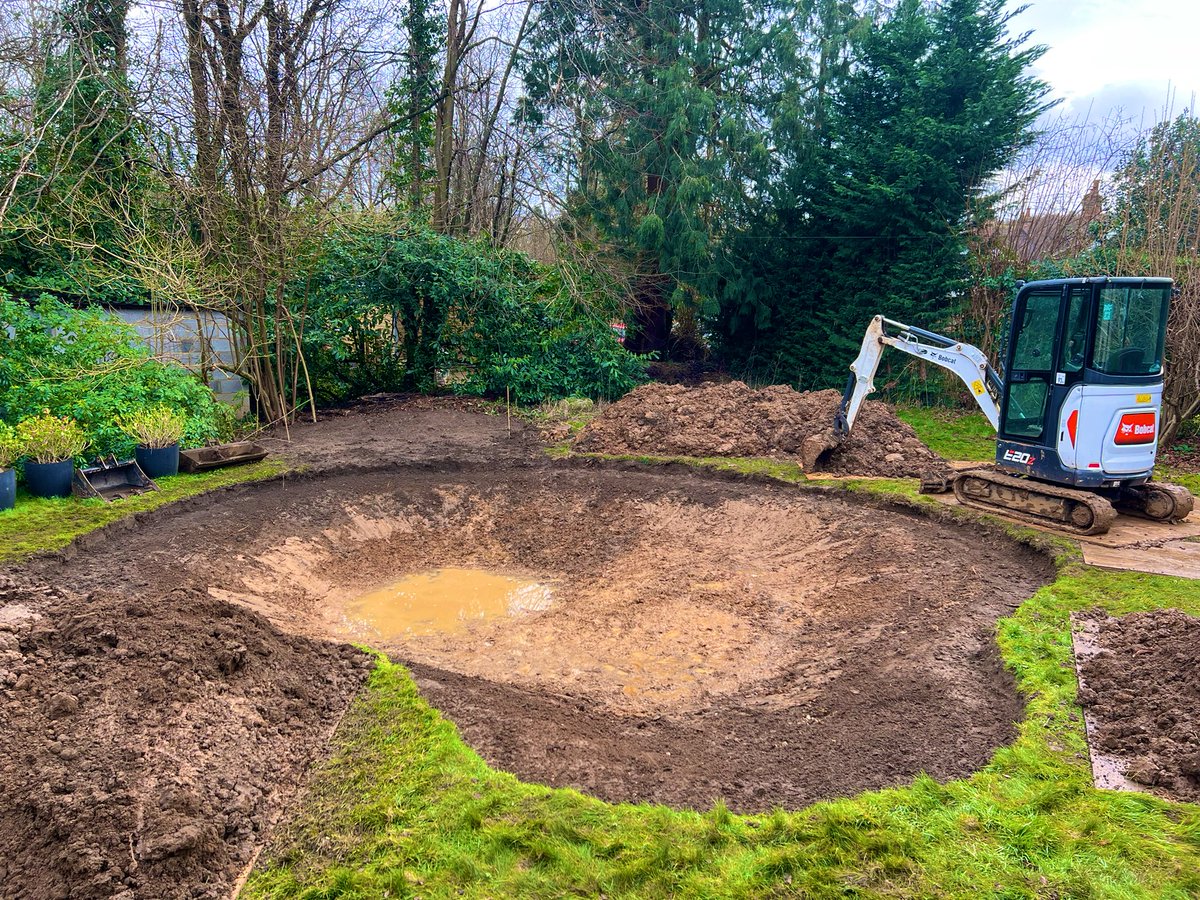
top-left (258, 393), bottom-right (539, 473)
top-left (1076, 608), bottom-right (1200, 803)
top-left (32, 457), bottom-right (1052, 814)
top-left (1, 398), bottom-right (1056, 896)
top-left (1160, 441), bottom-right (1200, 473)
top-left (0, 574), bottom-right (370, 899)
top-left (574, 382), bottom-right (946, 477)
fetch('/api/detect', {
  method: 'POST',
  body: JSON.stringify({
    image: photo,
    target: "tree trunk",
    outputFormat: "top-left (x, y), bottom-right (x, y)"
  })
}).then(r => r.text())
top-left (432, 0), bottom-right (462, 232)
top-left (624, 274), bottom-right (673, 356)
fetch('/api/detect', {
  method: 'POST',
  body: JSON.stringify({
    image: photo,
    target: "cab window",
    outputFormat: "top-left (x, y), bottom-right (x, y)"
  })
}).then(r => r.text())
top-left (1011, 290), bottom-right (1061, 372)
top-left (1092, 286), bottom-right (1170, 376)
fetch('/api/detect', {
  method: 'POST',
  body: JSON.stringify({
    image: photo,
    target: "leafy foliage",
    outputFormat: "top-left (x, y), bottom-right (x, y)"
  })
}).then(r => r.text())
top-left (298, 218), bottom-right (645, 405)
top-left (0, 423), bottom-right (21, 470)
top-left (0, 293), bottom-right (223, 457)
top-left (0, 0), bottom-right (144, 305)
top-left (120, 405), bottom-right (187, 449)
top-left (521, 0), bottom-right (795, 353)
top-left (385, 0), bottom-right (442, 209)
top-left (1106, 114), bottom-right (1200, 253)
top-left (16, 412), bottom-right (88, 464)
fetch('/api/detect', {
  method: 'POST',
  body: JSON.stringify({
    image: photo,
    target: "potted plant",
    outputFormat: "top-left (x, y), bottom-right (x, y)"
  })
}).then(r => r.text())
top-left (0, 423), bottom-right (19, 512)
top-left (17, 412), bottom-right (87, 498)
top-left (122, 406), bottom-right (186, 478)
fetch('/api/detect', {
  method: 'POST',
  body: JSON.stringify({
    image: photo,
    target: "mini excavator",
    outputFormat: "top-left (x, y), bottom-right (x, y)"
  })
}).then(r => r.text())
top-left (832, 277), bottom-right (1194, 535)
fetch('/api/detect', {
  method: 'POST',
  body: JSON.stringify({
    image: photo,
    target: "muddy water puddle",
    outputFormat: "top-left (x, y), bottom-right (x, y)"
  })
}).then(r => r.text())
top-left (343, 567), bottom-right (552, 641)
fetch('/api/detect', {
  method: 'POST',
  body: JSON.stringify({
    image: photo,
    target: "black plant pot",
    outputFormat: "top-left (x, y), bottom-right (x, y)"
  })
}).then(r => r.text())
top-left (24, 459), bottom-right (74, 498)
top-left (136, 443), bottom-right (180, 479)
top-left (0, 468), bottom-right (15, 511)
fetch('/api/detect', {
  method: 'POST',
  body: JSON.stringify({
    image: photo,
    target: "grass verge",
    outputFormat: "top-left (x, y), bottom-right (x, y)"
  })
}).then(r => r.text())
top-left (896, 406), bottom-right (996, 462)
top-left (246, 475), bottom-right (1200, 899)
top-left (0, 458), bottom-right (290, 563)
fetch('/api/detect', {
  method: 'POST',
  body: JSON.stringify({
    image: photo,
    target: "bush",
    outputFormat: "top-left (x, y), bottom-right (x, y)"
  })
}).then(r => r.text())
top-left (0, 423), bottom-right (20, 470)
top-left (296, 218), bottom-right (646, 407)
top-left (0, 293), bottom-right (223, 456)
top-left (121, 406), bottom-right (187, 449)
top-left (16, 412), bottom-right (88, 463)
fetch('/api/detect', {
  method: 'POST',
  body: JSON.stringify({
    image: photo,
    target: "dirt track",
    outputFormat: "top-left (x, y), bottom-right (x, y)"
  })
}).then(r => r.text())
top-left (2, 397), bottom-right (1056, 896)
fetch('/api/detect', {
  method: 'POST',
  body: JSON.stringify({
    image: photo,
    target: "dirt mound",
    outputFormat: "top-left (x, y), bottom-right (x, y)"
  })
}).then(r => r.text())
top-left (1077, 608), bottom-right (1200, 803)
top-left (0, 574), bottom-right (371, 899)
top-left (574, 382), bottom-right (946, 477)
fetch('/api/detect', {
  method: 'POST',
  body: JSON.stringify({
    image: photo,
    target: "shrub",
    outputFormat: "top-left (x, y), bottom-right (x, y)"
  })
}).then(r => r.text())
top-left (0, 293), bottom-right (223, 456)
top-left (0, 424), bottom-right (20, 470)
top-left (17, 413), bottom-right (88, 464)
top-left (121, 406), bottom-right (187, 449)
top-left (296, 218), bottom-right (646, 407)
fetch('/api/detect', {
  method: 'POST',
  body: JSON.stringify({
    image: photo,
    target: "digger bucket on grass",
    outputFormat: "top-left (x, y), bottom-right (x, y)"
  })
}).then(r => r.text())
top-left (72, 456), bottom-right (158, 502)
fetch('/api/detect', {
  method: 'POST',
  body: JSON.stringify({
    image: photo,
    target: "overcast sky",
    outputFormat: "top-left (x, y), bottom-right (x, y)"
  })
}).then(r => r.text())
top-left (1006, 0), bottom-right (1200, 127)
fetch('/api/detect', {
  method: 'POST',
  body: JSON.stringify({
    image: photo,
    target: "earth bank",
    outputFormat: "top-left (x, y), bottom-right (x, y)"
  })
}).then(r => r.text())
top-left (574, 382), bottom-right (948, 477)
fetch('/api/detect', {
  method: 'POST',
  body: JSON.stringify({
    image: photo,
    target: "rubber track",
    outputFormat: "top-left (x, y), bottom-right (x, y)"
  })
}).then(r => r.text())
top-left (1118, 481), bottom-right (1196, 523)
top-left (952, 468), bottom-right (1118, 536)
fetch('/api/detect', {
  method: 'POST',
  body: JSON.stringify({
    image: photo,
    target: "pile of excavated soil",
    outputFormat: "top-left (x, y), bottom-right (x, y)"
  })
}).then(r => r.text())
top-left (574, 382), bottom-right (946, 477)
top-left (0, 573), bottom-right (371, 899)
top-left (1077, 609), bottom-right (1200, 803)
top-left (33, 463), bottom-right (1053, 813)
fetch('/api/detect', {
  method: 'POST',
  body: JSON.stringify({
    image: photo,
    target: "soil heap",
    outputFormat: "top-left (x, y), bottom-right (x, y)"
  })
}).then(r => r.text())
top-left (1078, 608), bottom-right (1200, 803)
top-left (575, 382), bottom-right (947, 477)
top-left (0, 574), bottom-right (371, 899)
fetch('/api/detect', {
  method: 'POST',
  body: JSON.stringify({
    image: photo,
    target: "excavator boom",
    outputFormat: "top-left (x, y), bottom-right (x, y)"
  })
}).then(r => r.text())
top-left (834, 316), bottom-right (1002, 436)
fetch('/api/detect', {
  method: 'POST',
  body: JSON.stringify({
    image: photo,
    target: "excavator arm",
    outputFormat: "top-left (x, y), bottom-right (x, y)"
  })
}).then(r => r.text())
top-left (833, 315), bottom-right (1003, 436)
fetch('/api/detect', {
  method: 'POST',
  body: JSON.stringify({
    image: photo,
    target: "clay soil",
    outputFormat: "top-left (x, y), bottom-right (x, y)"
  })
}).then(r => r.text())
top-left (2, 398), bottom-right (1054, 897)
top-left (574, 381), bottom-right (946, 477)
top-left (1077, 608), bottom-right (1200, 803)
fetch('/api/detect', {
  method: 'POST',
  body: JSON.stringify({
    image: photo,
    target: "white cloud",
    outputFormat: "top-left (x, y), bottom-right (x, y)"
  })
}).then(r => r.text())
top-left (1007, 0), bottom-right (1200, 124)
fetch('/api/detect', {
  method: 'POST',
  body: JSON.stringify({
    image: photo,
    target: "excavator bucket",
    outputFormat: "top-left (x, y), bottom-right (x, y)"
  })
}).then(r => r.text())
top-left (72, 456), bottom-right (158, 502)
top-left (800, 428), bottom-right (843, 472)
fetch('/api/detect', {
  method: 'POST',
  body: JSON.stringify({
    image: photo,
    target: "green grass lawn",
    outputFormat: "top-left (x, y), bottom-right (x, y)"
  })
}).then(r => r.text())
top-left (0, 458), bottom-right (290, 562)
top-left (896, 406), bottom-right (996, 462)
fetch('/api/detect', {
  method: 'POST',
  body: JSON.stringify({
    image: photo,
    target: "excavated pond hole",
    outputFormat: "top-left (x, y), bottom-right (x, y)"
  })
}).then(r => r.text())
top-left (44, 464), bottom-right (1055, 812)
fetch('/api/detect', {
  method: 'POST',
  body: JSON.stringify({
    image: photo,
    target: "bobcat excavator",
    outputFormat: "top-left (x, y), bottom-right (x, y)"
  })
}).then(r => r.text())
top-left (830, 276), bottom-right (1194, 535)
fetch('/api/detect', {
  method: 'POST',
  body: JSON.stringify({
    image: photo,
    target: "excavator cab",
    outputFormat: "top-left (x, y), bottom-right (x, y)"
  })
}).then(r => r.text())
top-left (997, 277), bottom-right (1172, 488)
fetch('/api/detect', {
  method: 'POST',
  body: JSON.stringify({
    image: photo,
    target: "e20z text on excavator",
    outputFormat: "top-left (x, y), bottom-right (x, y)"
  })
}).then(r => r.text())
top-left (831, 277), bottom-right (1194, 535)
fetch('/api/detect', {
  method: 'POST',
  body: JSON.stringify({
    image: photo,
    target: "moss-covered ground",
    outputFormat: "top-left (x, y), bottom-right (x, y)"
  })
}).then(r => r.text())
top-left (0, 458), bottom-right (289, 562)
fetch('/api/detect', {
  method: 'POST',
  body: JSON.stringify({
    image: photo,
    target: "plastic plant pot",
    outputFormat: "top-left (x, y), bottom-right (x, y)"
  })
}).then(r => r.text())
top-left (0, 468), bottom-right (14, 511)
top-left (136, 443), bottom-right (180, 479)
top-left (24, 459), bottom-right (74, 498)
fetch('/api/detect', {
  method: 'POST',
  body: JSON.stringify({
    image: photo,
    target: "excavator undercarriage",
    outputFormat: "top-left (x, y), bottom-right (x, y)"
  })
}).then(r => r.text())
top-left (947, 469), bottom-right (1193, 536)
